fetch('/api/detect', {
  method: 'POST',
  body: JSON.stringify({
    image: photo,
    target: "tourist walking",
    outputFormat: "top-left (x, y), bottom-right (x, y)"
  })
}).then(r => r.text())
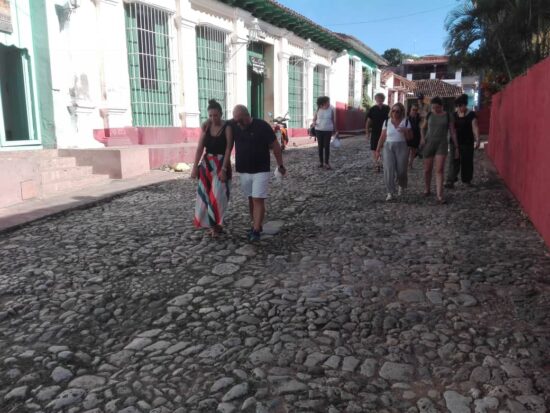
top-left (407, 104), bottom-right (422, 169)
top-left (191, 99), bottom-right (233, 237)
top-left (365, 93), bottom-right (390, 172)
top-left (312, 96), bottom-right (336, 170)
top-left (420, 97), bottom-right (459, 204)
top-left (232, 104), bottom-right (286, 241)
top-left (445, 94), bottom-right (481, 188)
top-left (375, 103), bottom-right (412, 201)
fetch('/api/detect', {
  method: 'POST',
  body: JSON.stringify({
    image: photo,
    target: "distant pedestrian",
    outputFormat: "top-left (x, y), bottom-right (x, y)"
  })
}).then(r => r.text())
top-left (407, 104), bottom-right (422, 169)
top-left (312, 96), bottom-right (337, 170)
top-left (375, 103), bottom-right (412, 201)
top-left (445, 94), bottom-right (481, 188)
top-left (232, 104), bottom-right (286, 242)
top-left (365, 93), bottom-right (390, 172)
top-left (420, 97), bottom-right (459, 204)
top-left (191, 99), bottom-right (233, 237)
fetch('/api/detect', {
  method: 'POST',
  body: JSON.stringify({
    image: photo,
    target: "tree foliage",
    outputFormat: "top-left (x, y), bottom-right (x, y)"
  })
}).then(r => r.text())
top-left (445, 0), bottom-right (550, 81)
top-left (382, 48), bottom-right (403, 66)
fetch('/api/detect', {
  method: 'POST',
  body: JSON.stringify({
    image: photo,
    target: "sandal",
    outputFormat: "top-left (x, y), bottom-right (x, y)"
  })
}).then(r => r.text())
top-left (324, 164), bottom-right (332, 170)
top-left (437, 198), bottom-right (447, 205)
top-left (423, 191), bottom-right (431, 197)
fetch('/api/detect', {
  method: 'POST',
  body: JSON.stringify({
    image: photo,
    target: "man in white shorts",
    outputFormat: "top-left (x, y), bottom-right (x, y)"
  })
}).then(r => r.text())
top-left (232, 105), bottom-right (286, 241)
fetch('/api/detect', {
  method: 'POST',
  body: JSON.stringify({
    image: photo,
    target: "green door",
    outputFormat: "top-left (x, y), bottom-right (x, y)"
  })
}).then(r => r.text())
top-left (247, 43), bottom-right (264, 119)
top-left (0, 44), bottom-right (36, 146)
top-left (313, 65), bottom-right (326, 111)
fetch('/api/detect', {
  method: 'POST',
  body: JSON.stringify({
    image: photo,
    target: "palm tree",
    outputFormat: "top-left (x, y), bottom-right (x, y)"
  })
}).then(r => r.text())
top-left (445, 0), bottom-right (550, 79)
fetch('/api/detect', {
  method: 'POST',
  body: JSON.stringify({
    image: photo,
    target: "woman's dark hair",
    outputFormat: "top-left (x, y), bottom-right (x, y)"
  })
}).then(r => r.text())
top-left (316, 96), bottom-right (330, 108)
top-left (455, 94), bottom-right (468, 106)
top-left (430, 96), bottom-right (443, 106)
top-left (408, 104), bottom-right (419, 116)
top-left (207, 99), bottom-right (223, 114)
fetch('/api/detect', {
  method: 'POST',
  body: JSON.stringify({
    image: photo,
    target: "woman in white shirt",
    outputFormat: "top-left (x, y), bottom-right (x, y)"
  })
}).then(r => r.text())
top-left (375, 103), bottom-right (412, 201)
top-left (312, 96), bottom-right (337, 170)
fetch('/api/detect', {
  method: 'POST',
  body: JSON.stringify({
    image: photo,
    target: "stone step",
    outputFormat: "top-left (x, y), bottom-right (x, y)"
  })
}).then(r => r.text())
top-left (38, 156), bottom-right (77, 170)
top-left (41, 174), bottom-right (111, 197)
top-left (40, 165), bottom-right (95, 184)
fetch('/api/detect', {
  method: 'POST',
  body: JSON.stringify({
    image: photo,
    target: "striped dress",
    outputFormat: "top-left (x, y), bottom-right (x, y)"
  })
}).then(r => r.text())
top-left (193, 124), bottom-right (231, 228)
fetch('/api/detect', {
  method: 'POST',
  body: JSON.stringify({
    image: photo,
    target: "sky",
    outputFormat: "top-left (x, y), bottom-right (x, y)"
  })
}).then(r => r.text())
top-left (276, 0), bottom-right (461, 57)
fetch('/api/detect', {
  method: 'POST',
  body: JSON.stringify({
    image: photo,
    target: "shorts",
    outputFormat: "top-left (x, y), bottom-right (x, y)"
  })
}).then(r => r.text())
top-left (239, 172), bottom-right (271, 199)
top-left (370, 132), bottom-right (381, 151)
top-left (423, 137), bottom-right (448, 158)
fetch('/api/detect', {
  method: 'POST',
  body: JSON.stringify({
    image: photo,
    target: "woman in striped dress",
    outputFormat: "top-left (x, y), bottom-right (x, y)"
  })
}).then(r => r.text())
top-left (191, 99), bottom-right (233, 237)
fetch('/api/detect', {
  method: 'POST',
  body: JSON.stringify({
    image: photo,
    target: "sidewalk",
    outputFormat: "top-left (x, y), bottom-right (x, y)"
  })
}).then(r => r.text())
top-left (0, 170), bottom-right (183, 232)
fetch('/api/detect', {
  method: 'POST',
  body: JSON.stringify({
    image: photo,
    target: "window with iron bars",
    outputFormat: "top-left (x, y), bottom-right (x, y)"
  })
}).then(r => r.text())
top-left (196, 25), bottom-right (228, 124)
top-left (348, 58), bottom-right (355, 107)
top-left (288, 56), bottom-right (304, 128)
top-left (313, 65), bottom-right (327, 111)
top-left (124, 2), bottom-right (176, 127)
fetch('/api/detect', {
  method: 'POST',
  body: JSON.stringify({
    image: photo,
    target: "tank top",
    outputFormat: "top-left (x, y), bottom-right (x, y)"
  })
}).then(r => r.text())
top-left (315, 106), bottom-right (334, 131)
top-left (425, 112), bottom-right (450, 142)
top-left (204, 123), bottom-right (227, 155)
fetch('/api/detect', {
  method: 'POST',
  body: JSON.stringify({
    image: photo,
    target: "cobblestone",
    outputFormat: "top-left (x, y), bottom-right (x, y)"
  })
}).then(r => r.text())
top-left (0, 137), bottom-right (549, 412)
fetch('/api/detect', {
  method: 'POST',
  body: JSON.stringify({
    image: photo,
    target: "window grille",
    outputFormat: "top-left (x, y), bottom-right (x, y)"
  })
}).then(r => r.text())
top-left (288, 56), bottom-right (304, 128)
top-left (125, 3), bottom-right (176, 126)
top-left (348, 58), bottom-right (355, 107)
top-left (313, 65), bottom-right (327, 111)
top-left (196, 25), bottom-right (228, 123)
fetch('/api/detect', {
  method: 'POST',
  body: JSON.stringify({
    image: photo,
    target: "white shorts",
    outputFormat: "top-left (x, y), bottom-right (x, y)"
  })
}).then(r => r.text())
top-left (239, 172), bottom-right (271, 199)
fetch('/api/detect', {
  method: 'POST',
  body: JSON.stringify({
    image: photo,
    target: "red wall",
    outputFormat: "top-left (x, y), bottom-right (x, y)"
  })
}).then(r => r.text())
top-left (335, 102), bottom-right (366, 131)
top-left (487, 56), bottom-right (550, 247)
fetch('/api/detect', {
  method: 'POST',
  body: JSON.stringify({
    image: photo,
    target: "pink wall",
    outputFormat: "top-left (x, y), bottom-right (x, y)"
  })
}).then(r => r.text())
top-left (487, 56), bottom-right (550, 247)
top-left (335, 102), bottom-right (366, 131)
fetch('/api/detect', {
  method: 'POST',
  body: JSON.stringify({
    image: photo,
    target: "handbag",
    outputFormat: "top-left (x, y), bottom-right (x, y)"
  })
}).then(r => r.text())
top-left (308, 125), bottom-right (316, 137)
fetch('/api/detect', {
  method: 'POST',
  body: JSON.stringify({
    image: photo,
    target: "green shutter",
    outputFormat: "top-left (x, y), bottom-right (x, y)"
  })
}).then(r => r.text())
top-left (313, 65), bottom-right (326, 111)
top-left (125, 4), bottom-right (173, 127)
top-left (196, 26), bottom-right (227, 123)
top-left (288, 57), bottom-right (304, 128)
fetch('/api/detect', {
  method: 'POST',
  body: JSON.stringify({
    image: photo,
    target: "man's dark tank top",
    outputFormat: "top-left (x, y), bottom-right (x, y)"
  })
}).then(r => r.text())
top-left (204, 123), bottom-right (227, 155)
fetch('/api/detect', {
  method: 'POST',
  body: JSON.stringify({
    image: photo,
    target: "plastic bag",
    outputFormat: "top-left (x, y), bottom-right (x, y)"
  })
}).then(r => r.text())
top-left (330, 133), bottom-right (341, 148)
top-left (273, 166), bottom-right (283, 184)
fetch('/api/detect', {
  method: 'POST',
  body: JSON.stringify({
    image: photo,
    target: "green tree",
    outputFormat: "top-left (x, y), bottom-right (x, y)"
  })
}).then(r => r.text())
top-left (445, 0), bottom-right (550, 80)
top-left (382, 48), bottom-right (403, 66)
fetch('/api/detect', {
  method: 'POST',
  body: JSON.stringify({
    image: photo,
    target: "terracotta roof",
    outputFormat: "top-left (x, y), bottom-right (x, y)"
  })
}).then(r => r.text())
top-left (411, 79), bottom-right (463, 98)
top-left (381, 70), bottom-right (414, 90)
top-left (334, 33), bottom-right (388, 66)
top-left (403, 55), bottom-right (449, 66)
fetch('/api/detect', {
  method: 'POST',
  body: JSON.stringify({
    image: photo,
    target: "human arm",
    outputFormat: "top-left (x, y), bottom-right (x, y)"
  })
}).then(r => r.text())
top-left (270, 139), bottom-right (286, 175)
top-left (472, 117), bottom-right (481, 149)
top-left (219, 124), bottom-right (233, 182)
top-left (449, 119), bottom-right (459, 158)
top-left (375, 129), bottom-right (387, 161)
top-left (191, 131), bottom-right (207, 179)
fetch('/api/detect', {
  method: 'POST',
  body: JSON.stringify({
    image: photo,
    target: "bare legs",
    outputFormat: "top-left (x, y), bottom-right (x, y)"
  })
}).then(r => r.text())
top-left (424, 154), bottom-right (447, 201)
top-left (248, 197), bottom-right (265, 232)
top-left (408, 147), bottom-right (417, 169)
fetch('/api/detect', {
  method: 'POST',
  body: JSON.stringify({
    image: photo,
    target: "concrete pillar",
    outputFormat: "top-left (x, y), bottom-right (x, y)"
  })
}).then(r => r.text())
top-left (305, 61), bottom-right (315, 126)
top-left (179, 1), bottom-right (200, 127)
top-left (352, 56), bottom-right (361, 108)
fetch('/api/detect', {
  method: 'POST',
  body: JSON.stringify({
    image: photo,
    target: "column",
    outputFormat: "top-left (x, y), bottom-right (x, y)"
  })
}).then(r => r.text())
top-left (96, 0), bottom-right (132, 129)
top-left (352, 56), bottom-right (361, 108)
top-left (305, 60), bottom-right (315, 126)
top-left (178, 3), bottom-right (200, 128)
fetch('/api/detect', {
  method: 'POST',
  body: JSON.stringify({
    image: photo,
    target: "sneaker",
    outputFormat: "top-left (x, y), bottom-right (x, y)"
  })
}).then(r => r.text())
top-left (385, 193), bottom-right (393, 202)
top-left (248, 230), bottom-right (261, 242)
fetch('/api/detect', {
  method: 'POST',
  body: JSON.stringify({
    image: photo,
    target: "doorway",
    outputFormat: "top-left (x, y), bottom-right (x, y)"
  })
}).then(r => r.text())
top-left (247, 42), bottom-right (265, 120)
top-left (0, 44), bottom-right (37, 147)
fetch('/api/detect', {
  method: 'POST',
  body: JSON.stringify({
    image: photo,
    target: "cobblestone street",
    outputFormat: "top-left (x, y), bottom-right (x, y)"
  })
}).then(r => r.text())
top-left (0, 136), bottom-right (549, 413)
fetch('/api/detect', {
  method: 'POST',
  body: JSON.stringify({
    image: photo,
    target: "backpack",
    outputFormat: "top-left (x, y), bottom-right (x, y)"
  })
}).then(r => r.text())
top-left (426, 111), bottom-right (451, 128)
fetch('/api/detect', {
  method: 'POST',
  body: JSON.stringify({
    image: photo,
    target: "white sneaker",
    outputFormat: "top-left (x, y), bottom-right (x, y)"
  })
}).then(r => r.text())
top-left (386, 193), bottom-right (393, 201)
top-left (398, 186), bottom-right (404, 196)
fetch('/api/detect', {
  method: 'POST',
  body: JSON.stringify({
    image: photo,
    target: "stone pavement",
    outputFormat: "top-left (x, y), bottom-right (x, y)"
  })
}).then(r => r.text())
top-left (0, 136), bottom-right (548, 413)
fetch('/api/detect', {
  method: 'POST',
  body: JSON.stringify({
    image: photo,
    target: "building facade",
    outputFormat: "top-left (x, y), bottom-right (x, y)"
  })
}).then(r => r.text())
top-left (1, 0), bottom-right (387, 151)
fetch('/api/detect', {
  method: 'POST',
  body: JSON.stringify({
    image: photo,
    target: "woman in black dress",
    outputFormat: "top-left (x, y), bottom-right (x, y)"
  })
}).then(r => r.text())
top-left (407, 104), bottom-right (421, 169)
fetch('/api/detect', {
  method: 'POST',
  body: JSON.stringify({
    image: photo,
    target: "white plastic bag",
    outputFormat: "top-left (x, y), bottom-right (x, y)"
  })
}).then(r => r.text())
top-left (330, 133), bottom-right (341, 148)
top-left (273, 166), bottom-right (283, 184)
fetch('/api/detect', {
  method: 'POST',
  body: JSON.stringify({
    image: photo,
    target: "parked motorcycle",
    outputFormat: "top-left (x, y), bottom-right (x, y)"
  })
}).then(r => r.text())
top-left (268, 112), bottom-right (290, 151)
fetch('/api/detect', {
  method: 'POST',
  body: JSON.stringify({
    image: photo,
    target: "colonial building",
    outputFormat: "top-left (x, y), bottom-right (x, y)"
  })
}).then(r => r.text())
top-left (0, 0), bottom-right (386, 207)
